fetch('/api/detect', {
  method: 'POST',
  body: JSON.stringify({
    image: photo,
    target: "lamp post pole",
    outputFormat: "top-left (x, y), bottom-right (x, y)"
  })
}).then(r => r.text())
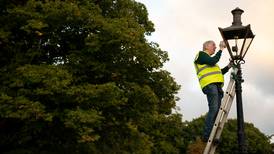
top-left (235, 63), bottom-right (247, 154)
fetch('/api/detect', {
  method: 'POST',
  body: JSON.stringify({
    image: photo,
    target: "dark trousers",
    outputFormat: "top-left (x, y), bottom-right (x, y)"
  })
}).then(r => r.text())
top-left (202, 83), bottom-right (224, 141)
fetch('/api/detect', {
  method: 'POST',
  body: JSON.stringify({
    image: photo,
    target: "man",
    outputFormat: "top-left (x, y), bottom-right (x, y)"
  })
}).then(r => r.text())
top-left (194, 40), bottom-right (232, 142)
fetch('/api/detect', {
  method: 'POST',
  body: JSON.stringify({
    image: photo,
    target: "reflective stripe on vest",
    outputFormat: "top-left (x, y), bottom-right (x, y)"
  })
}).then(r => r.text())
top-left (194, 52), bottom-right (224, 89)
top-left (196, 65), bottom-right (211, 75)
top-left (198, 71), bottom-right (222, 81)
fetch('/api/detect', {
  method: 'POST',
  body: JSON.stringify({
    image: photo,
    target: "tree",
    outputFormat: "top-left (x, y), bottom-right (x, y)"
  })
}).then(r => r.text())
top-left (184, 116), bottom-right (272, 154)
top-left (0, 0), bottom-right (181, 153)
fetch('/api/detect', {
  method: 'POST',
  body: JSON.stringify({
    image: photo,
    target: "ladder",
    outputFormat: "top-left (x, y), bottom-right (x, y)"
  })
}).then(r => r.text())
top-left (203, 68), bottom-right (238, 154)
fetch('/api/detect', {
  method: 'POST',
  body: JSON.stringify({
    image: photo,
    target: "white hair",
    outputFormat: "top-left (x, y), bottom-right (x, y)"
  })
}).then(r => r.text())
top-left (203, 40), bottom-right (214, 51)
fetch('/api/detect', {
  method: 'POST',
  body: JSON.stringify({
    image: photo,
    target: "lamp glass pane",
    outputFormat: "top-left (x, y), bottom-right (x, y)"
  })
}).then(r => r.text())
top-left (236, 38), bottom-right (244, 57)
top-left (241, 38), bottom-right (253, 57)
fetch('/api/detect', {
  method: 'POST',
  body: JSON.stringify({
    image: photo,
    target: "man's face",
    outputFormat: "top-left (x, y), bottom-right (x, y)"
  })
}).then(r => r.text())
top-left (206, 42), bottom-right (216, 55)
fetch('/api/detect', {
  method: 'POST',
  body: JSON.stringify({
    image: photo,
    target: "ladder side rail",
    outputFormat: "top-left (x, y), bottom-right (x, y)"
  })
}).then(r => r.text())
top-left (208, 82), bottom-right (236, 154)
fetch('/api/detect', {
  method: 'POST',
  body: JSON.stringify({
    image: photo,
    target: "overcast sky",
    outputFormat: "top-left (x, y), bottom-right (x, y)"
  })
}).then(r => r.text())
top-left (136, 0), bottom-right (274, 137)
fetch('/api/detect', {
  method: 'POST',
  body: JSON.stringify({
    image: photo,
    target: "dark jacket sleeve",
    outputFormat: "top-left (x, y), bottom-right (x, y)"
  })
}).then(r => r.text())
top-left (221, 66), bottom-right (230, 74)
top-left (195, 50), bottom-right (222, 66)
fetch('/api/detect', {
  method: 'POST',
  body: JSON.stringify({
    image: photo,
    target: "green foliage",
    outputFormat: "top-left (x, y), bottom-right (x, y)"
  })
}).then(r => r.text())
top-left (0, 0), bottom-right (181, 153)
top-left (184, 116), bottom-right (272, 154)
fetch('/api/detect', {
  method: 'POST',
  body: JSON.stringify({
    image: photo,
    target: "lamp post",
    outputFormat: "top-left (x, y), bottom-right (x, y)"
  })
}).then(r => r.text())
top-left (218, 7), bottom-right (255, 154)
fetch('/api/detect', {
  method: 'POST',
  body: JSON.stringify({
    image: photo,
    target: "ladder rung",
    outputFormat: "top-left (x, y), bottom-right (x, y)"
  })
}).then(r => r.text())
top-left (213, 124), bottom-right (224, 130)
top-left (214, 125), bottom-right (222, 130)
top-left (220, 108), bottom-right (228, 113)
top-left (225, 91), bottom-right (233, 97)
top-left (218, 125), bottom-right (223, 130)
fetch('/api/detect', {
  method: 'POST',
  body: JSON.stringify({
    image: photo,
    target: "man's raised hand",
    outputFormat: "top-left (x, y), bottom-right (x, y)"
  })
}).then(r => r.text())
top-left (219, 41), bottom-right (226, 50)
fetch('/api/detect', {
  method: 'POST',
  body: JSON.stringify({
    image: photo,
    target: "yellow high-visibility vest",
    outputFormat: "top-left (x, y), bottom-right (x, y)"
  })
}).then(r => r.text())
top-left (194, 52), bottom-right (224, 90)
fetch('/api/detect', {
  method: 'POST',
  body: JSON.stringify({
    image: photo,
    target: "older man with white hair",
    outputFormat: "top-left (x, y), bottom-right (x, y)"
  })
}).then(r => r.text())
top-left (194, 40), bottom-right (232, 143)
